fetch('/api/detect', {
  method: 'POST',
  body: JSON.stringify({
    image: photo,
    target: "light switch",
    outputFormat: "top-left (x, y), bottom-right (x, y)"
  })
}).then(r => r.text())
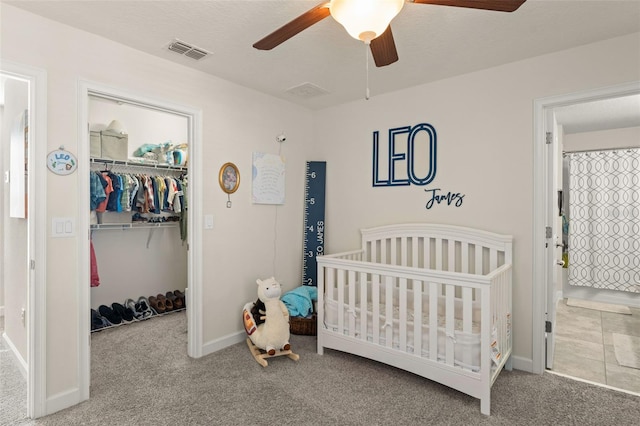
top-left (52, 217), bottom-right (76, 237)
top-left (204, 214), bottom-right (214, 229)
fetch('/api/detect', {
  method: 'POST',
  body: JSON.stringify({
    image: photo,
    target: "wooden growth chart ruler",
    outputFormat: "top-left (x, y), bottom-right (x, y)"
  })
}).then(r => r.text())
top-left (302, 161), bottom-right (326, 287)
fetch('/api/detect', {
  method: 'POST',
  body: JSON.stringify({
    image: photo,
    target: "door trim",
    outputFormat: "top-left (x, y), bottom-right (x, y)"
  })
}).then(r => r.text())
top-left (1, 61), bottom-right (48, 418)
top-left (532, 80), bottom-right (640, 375)
top-left (77, 80), bottom-right (204, 403)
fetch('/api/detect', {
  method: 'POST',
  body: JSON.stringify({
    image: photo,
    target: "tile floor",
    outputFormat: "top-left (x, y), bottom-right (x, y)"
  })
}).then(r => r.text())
top-left (551, 298), bottom-right (640, 394)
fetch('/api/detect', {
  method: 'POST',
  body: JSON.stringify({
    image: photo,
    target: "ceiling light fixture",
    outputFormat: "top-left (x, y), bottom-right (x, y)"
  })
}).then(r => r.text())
top-left (329, 0), bottom-right (404, 44)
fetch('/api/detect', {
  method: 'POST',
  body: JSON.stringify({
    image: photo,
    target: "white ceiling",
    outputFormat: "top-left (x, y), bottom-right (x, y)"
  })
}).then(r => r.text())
top-left (6, 0), bottom-right (640, 109)
top-left (4, 0), bottom-right (640, 131)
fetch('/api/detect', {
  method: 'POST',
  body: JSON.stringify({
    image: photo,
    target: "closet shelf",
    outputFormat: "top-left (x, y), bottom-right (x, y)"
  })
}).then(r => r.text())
top-left (90, 222), bottom-right (178, 231)
top-left (90, 222), bottom-right (179, 248)
top-left (90, 157), bottom-right (187, 172)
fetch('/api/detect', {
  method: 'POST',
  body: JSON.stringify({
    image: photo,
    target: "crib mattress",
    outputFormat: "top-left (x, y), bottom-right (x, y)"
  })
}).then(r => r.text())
top-left (324, 297), bottom-right (483, 371)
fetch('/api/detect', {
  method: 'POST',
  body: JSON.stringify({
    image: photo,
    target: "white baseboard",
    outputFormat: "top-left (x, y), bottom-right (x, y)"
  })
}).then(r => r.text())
top-left (45, 387), bottom-right (85, 417)
top-left (201, 331), bottom-right (246, 357)
top-left (511, 355), bottom-right (533, 373)
top-left (2, 331), bottom-right (27, 379)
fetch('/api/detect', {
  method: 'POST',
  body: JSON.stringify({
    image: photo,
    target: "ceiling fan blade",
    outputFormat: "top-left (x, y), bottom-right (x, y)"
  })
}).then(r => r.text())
top-left (370, 26), bottom-right (399, 67)
top-left (253, 2), bottom-right (331, 50)
top-left (411, 0), bottom-right (526, 12)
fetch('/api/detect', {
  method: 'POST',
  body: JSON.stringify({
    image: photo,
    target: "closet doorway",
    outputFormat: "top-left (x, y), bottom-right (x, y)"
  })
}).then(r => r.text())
top-left (77, 81), bottom-right (203, 402)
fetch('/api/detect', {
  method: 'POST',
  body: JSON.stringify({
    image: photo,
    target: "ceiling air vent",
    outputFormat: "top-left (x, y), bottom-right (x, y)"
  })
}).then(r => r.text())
top-left (286, 82), bottom-right (329, 99)
top-left (167, 39), bottom-right (210, 61)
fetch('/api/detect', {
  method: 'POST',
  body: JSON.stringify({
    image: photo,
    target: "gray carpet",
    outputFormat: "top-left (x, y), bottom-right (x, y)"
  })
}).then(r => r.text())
top-left (14, 312), bottom-right (640, 425)
top-left (1, 316), bottom-right (29, 426)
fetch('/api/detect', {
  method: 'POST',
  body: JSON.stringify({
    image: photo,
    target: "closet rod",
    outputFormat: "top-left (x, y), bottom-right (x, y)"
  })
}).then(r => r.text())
top-left (90, 157), bottom-right (187, 172)
top-left (563, 146), bottom-right (640, 156)
top-left (88, 92), bottom-right (191, 119)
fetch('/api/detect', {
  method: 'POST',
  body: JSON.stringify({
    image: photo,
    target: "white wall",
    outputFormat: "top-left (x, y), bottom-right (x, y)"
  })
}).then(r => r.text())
top-left (314, 32), bottom-right (640, 366)
top-left (1, 4), bottom-right (315, 410)
top-left (1, 77), bottom-right (29, 363)
top-left (564, 126), bottom-right (640, 152)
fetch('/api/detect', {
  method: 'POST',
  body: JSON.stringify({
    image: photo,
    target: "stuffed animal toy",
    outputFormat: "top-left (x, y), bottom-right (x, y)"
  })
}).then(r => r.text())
top-left (243, 277), bottom-right (291, 355)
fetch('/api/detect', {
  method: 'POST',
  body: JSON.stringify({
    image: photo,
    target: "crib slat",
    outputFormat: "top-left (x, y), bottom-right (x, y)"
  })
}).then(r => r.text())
top-left (399, 277), bottom-right (407, 351)
top-left (390, 237), bottom-right (397, 266)
top-left (412, 237), bottom-right (419, 268)
top-left (445, 284), bottom-right (455, 366)
top-left (462, 287), bottom-right (473, 368)
top-left (413, 280), bottom-right (422, 357)
top-left (372, 274), bottom-right (380, 345)
top-left (429, 282), bottom-right (439, 361)
top-left (348, 269), bottom-right (356, 337)
top-left (337, 269), bottom-right (345, 334)
top-left (448, 239), bottom-right (455, 272)
top-left (424, 237), bottom-right (431, 270)
top-left (475, 245), bottom-right (483, 275)
top-left (381, 239), bottom-right (387, 265)
top-left (385, 275), bottom-right (393, 348)
top-left (461, 243), bottom-right (469, 274)
top-left (360, 271), bottom-right (367, 341)
top-left (401, 236), bottom-right (407, 266)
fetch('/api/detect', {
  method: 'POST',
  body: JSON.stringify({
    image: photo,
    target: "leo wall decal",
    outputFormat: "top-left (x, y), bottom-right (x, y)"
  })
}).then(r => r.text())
top-left (372, 123), bottom-right (437, 187)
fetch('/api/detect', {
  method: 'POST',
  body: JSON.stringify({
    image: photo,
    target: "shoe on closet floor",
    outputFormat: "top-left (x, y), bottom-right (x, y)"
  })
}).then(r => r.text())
top-left (91, 309), bottom-right (109, 331)
top-left (98, 304), bottom-right (122, 325)
top-left (148, 295), bottom-right (166, 314)
top-left (112, 302), bottom-right (135, 323)
top-left (165, 291), bottom-right (183, 310)
top-left (125, 298), bottom-right (145, 321)
top-left (174, 289), bottom-right (186, 308)
top-left (136, 296), bottom-right (154, 319)
top-left (158, 293), bottom-right (173, 311)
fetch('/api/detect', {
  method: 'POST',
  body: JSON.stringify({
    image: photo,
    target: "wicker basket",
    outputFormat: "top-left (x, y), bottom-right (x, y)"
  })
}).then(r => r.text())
top-left (290, 314), bottom-right (317, 336)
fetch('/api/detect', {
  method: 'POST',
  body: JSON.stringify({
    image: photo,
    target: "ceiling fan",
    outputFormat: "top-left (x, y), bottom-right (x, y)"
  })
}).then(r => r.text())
top-left (253, 0), bottom-right (527, 67)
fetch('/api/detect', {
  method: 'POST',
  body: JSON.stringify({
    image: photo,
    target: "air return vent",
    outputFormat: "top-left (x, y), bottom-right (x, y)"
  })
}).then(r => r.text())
top-left (286, 82), bottom-right (329, 99)
top-left (167, 39), bottom-right (210, 61)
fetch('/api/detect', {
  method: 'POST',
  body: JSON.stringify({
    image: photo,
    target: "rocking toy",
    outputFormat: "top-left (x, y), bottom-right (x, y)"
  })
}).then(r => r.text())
top-left (243, 277), bottom-right (299, 367)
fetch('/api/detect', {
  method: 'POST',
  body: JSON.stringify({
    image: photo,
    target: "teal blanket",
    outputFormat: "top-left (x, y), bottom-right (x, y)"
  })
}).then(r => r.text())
top-left (281, 286), bottom-right (317, 318)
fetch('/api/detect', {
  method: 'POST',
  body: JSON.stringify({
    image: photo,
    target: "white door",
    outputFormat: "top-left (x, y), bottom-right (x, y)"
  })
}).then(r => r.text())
top-left (545, 109), bottom-right (563, 369)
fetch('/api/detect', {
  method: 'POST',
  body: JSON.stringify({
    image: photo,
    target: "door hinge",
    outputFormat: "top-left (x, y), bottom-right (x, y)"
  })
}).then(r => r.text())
top-left (545, 320), bottom-right (552, 333)
top-left (30, 259), bottom-right (35, 270)
top-left (546, 226), bottom-right (552, 238)
top-left (546, 132), bottom-right (553, 144)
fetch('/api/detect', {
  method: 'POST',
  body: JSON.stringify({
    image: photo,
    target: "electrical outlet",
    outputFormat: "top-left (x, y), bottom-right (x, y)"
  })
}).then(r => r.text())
top-left (21, 307), bottom-right (26, 325)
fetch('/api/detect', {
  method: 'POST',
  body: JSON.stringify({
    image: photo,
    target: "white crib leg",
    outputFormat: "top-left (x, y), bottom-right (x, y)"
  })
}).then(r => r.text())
top-left (505, 355), bottom-right (513, 371)
top-left (317, 335), bottom-right (324, 355)
top-left (480, 396), bottom-right (490, 416)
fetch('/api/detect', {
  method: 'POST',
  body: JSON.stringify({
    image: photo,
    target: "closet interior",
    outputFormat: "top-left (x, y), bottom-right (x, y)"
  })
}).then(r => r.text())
top-left (88, 95), bottom-right (189, 331)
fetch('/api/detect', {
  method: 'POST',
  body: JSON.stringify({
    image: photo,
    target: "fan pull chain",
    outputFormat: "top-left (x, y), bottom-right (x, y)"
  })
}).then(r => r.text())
top-left (365, 42), bottom-right (370, 100)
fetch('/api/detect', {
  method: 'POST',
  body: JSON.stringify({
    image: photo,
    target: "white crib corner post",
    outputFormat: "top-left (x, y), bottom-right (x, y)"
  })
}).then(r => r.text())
top-left (481, 394), bottom-right (491, 416)
top-left (317, 261), bottom-right (325, 356)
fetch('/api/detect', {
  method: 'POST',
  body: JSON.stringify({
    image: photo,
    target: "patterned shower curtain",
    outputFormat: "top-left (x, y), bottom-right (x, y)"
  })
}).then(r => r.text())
top-left (568, 148), bottom-right (640, 293)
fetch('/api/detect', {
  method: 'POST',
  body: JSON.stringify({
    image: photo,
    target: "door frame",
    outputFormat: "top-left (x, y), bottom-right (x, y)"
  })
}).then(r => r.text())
top-left (532, 80), bottom-right (640, 374)
top-left (77, 80), bottom-right (204, 401)
top-left (1, 61), bottom-right (48, 418)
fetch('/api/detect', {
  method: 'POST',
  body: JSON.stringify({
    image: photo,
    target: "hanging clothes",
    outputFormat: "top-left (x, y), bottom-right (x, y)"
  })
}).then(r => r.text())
top-left (90, 239), bottom-right (100, 287)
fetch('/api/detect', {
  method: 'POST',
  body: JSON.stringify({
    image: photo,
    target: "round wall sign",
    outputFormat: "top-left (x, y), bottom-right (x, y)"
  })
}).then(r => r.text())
top-left (47, 148), bottom-right (77, 175)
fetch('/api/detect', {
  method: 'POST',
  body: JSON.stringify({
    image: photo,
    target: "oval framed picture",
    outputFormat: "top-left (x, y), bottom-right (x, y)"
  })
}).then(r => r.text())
top-left (219, 162), bottom-right (240, 194)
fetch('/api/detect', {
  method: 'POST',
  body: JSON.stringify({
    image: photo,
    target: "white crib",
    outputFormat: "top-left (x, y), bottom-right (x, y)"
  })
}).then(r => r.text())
top-left (316, 223), bottom-right (513, 415)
